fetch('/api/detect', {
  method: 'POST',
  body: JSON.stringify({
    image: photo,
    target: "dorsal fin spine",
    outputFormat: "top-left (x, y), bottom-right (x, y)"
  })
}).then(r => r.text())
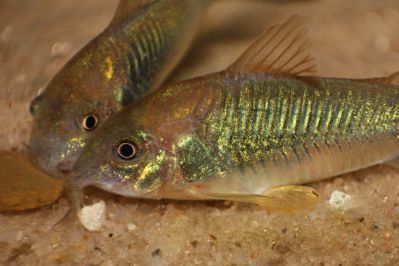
top-left (227, 15), bottom-right (318, 78)
top-left (265, 27), bottom-right (304, 72)
top-left (276, 29), bottom-right (308, 70)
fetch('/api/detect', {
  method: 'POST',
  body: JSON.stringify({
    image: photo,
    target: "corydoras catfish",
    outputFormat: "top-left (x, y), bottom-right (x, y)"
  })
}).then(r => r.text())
top-left (28, 0), bottom-right (213, 176)
top-left (67, 16), bottom-right (399, 212)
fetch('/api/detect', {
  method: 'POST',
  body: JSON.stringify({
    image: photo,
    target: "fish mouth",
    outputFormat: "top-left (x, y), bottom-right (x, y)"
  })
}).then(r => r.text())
top-left (57, 160), bottom-right (76, 175)
top-left (28, 132), bottom-right (59, 175)
top-left (27, 139), bottom-right (82, 178)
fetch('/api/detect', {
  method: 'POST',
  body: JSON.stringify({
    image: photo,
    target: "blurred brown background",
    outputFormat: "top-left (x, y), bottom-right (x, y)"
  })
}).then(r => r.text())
top-left (1, 0), bottom-right (399, 265)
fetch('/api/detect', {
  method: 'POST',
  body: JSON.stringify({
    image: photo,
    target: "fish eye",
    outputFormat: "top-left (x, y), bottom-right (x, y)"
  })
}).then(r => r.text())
top-left (82, 114), bottom-right (98, 131)
top-left (117, 141), bottom-right (137, 160)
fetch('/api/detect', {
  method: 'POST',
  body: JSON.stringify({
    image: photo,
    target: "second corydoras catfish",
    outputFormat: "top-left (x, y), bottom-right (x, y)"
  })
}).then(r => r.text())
top-left (67, 16), bottom-right (399, 212)
top-left (28, 0), bottom-right (213, 176)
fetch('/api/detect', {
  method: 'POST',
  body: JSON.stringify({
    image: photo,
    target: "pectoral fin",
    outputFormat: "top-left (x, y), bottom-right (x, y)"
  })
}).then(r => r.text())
top-left (189, 185), bottom-right (320, 212)
top-left (52, 176), bottom-right (84, 227)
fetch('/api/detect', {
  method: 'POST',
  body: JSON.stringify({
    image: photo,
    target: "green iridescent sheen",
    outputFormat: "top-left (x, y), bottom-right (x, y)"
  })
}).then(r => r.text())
top-left (176, 136), bottom-right (222, 182)
top-left (199, 76), bottom-right (399, 169)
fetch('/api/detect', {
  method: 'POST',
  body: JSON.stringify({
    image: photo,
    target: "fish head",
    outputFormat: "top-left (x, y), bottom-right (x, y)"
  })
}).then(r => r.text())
top-left (68, 111), bottom-right (172, 199)
top-left (27, 30), bottom-right (133, 177)
top-left (28, 68), bottom-right (117, 177)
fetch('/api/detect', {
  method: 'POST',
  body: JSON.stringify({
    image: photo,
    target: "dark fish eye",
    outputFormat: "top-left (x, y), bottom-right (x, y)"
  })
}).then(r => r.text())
top-left (82, 115), bottom-right (98, 131)
top-left (117, 141), bottom-right (137, 160)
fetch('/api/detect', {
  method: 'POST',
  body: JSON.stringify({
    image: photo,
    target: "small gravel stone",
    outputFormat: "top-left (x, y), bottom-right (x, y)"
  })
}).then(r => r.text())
top-left (78, 201), bottom-right (106, 231)
top-left (329, 190), bottom-right (352, 209)
top-left (127, 223), bottom-right (137, 232)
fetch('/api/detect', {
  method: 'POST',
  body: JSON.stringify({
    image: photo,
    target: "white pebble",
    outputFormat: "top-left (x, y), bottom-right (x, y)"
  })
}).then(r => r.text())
top-left (78, 201), bottom-right (106, 231)
top-left (329, 190), bottom-right (351, 209)
top-left (127, 223), bottom-right (137, 232)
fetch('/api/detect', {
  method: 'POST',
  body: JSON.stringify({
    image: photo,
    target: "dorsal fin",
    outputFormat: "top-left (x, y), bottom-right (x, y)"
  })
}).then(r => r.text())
top-left (110, 0), bottom-right (155, 27)
top-left (227, 15), bottom-right (317, 77)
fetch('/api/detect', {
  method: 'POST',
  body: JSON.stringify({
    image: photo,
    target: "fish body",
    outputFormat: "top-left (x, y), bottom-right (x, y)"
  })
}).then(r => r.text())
top-left (70, 73), bottom-right (399, 199)
top-left (68, 16), bottom-right (399, 210)
top-left (174, 74), bottom-right (399, 195)
top-left (28, 0), bottom-right (212, 176)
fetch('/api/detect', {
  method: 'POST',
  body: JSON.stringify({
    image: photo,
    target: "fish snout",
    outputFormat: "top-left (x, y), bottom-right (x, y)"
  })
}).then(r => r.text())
top-left (57, 160), bottom-right (75, 175)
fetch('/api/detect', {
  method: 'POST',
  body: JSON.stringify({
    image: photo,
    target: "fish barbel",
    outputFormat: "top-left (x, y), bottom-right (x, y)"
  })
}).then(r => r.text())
top-left (67, 16), bottom-right (399, 212)
top-left (28, 0), bottom-right (213, 176)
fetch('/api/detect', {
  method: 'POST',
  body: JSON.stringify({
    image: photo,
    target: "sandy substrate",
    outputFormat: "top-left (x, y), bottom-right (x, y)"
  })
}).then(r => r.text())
top-left (1, 0), bottom-right (399, 265)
